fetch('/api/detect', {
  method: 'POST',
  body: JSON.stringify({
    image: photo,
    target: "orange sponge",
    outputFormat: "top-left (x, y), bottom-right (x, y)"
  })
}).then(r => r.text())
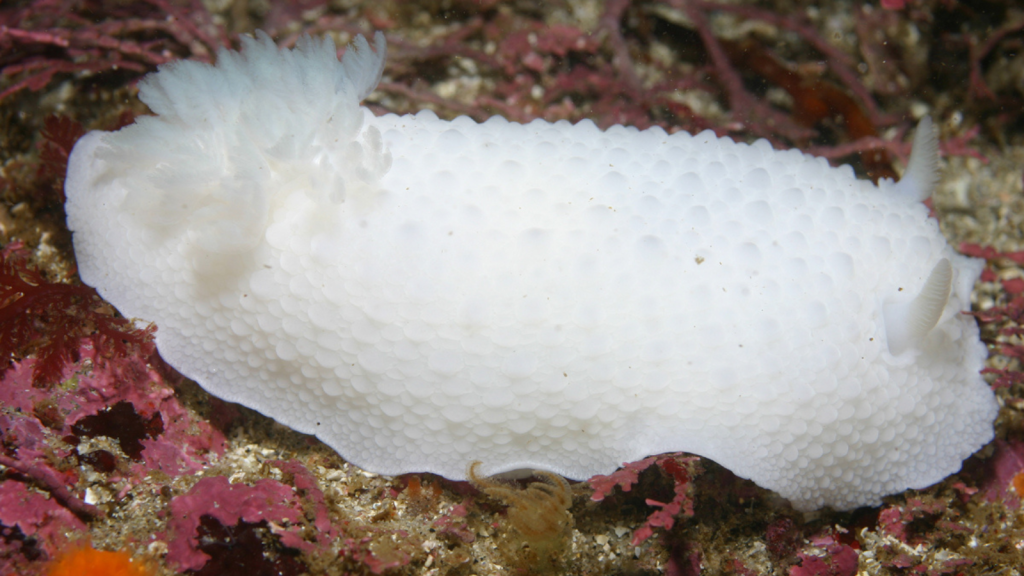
top-left (47, 546), bottom-right (151, 576)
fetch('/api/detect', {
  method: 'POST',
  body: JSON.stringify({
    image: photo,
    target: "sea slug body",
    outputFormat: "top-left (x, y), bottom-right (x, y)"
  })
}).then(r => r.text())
top-left (64, 32), bottom-right (998, 511)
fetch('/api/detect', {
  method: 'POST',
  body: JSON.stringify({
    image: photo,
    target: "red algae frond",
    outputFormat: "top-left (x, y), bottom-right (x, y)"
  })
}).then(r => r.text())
top-left (589, 454), bottom-right (700, 545)
top-left (0, 241), bottom-right (155, 386)
top-left (47, 546), bottom-right (151, 576)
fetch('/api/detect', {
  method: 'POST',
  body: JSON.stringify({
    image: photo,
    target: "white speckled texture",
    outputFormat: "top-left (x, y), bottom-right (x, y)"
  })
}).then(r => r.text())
top-left (64, 33), bottom-right (998, 511)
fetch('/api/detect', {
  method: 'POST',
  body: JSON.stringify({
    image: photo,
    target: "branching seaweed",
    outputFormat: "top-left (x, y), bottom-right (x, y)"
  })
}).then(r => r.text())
top-left (0, 242), bottom-right (154, 386)
top-left (0, 0), bottom-right (227, 104)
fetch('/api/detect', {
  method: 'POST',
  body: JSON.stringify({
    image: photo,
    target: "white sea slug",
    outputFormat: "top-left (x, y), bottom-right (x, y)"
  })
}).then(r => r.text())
top-left (64, 31), bottom-right (998, 511)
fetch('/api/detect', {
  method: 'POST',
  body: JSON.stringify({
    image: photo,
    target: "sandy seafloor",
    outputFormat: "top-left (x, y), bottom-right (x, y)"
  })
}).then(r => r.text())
top-left (2, 0), bottom-right (1024, 574)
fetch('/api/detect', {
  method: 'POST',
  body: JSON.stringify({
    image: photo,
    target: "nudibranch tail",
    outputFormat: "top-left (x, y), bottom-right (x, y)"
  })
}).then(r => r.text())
top-left (884, 257), bottom-right (953, 355)
top-left (892, 115), bottom-right (939, 202)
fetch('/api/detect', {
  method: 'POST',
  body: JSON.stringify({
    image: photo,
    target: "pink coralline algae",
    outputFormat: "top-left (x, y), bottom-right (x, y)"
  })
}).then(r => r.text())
top-left (162, 462), bottom-right (417, 574)
top-left (973, 439), bottom-right (1024, 504)
top-left (589, 456), bottom-right (660, 502)
top-left (163, 476), bottom-right (305, 571)
top-left (431, 502), bottom-right (476, 545)
top-left (272, 459), bottom-right (339, 549)
top-left (0, 334), bottom-right (225, 573)
top-left (788, 533), bottom-right (858, 576)
top-left (871, 494), bottom-right (986, 574)
top-left (877, 498), bottom-right (957, 544)
top-left (880, 0), bottom-right (907, 9)
top-left (1, 343), bottom-right (226, 481)
top-left (0, 480), bottom-right (87, 573)
top-left (960, 243), bottom-right (1024, 331)
top-left (589, 455), bottom-right (700, 545)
